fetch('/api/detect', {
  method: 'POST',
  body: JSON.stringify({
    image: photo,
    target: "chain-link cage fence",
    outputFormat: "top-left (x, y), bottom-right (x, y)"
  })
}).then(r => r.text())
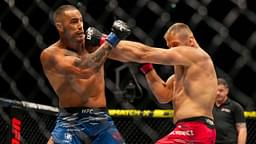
top-left (1, 0), bottom-right (256, 143)
top-left (0, 101), bottom-right (256, 144)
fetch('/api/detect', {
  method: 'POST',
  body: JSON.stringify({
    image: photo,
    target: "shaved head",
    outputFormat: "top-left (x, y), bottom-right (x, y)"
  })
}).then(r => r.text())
top-left (53, 5), bottom-right (79, 25)
top-left (164, 23), bottom-right (194, 40)
top-left (52, 4), bottom-right (85, 45)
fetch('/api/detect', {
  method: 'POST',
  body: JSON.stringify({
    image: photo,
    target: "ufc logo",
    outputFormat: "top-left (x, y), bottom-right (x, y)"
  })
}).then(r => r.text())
top-left (86, 28), bottom-right (93, 40)
top-left (81, 109), bottom-right (93, 114)
top-left (11, 117), bottom-right (21, 144)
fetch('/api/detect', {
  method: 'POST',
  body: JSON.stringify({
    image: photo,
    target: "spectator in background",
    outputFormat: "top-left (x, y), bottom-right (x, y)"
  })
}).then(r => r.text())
top-left (213, 78), bottom-right (247, 144)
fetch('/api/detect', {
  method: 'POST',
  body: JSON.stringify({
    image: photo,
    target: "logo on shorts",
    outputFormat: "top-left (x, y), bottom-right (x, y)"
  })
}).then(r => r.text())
top-left (112, 131), bottom-right (122, 140)
top-left (205, 119), bottom-right (214, 126)
top-left (170, 130), bottom-right (194, 136)
top-left (81, 109), bottom-right (94, 114)
top-left (64, 132), bottom-right (72, 142)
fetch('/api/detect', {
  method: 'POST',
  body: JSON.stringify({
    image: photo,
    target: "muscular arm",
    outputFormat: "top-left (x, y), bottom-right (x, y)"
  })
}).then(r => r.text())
top-left (236, 122), bottom-right (247, 144)
top-left (109, 40), bottom-right (193, 66)
top-left (74, 43), bottom-right (112, 71)
top-left (40, 42), bottom-right (112, 78)
top-left (145, 69), bottom-right (175, 103)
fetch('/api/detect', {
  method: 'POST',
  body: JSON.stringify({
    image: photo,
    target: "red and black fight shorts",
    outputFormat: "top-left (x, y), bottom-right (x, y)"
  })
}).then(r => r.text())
top-left (156, 116), bottom-right (216, 144)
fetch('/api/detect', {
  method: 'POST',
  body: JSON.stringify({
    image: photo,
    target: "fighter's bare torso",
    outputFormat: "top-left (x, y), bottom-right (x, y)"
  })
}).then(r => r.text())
top-left (171, 48), bottom-right (217, 123)
top-left (41, 41), bottom-right (106, 108)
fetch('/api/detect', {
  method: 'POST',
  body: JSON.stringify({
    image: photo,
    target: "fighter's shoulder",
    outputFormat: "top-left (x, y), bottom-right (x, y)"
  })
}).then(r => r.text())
top-left (41, 44), bottom-right (63, 55)
top-left (172, 46), bottom-right (199, 54)
top-left (175, 46), bottom-right (209, 60)
top-left (40, 44), bottom-right (61, 62)
top-left (190, 46), bottom-right (211, 60)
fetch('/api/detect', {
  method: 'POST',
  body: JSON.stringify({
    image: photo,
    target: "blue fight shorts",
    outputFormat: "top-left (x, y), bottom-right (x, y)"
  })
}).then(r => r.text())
top-left (51, 107), bottom-right (125, 144)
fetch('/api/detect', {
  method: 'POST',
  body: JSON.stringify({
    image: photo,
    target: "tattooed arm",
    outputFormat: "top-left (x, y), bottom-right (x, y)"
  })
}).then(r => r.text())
top-left (40, 43), bottom-right (112, 79)
top-left (75, 43), bottom-right (112, 72)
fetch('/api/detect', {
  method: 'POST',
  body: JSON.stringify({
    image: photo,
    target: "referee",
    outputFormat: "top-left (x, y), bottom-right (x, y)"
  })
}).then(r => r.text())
top-left (213, 78), bottom-right (247, 144)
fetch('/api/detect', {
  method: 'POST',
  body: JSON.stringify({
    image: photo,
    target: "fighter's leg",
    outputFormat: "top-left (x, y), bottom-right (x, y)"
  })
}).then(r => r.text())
top-left (94, 125), bottom-right (125, 144)
top-left (47, 136), bottom-right (54, 144)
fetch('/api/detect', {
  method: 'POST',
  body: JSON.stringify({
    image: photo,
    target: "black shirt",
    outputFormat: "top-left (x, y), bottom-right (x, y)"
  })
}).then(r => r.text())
top-left (213, 98), bottom-right (246, 144)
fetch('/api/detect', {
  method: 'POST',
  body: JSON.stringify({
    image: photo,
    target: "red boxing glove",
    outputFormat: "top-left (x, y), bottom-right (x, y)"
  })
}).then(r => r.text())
top-left (140, 63), bottom-right (153, 75)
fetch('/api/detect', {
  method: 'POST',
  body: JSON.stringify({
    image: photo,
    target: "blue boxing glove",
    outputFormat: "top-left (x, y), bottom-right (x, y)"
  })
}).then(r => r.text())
top-left (106, 20), bottom-right (131, 47)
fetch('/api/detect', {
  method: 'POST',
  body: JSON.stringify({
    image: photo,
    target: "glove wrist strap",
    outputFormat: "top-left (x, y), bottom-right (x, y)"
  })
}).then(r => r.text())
top-left (140, 63), bottom-right (153, 75)
top-left (100, 35), bottom-right (107, 45)
top-left (106, 32), bottom-right (120, 47)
